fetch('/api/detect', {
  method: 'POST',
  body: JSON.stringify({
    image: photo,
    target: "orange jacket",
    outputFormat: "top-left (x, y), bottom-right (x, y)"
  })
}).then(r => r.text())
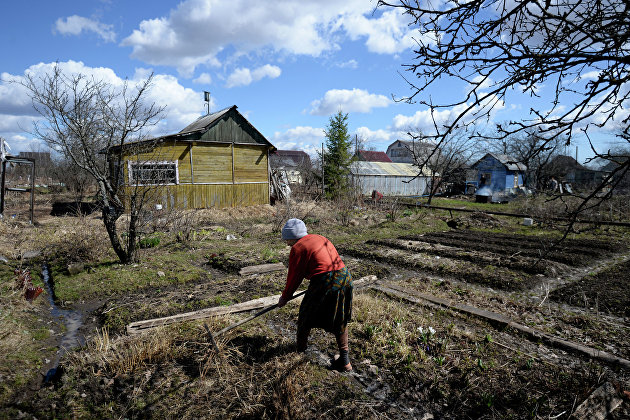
top-left (281, 234), bottom-right (345, 299)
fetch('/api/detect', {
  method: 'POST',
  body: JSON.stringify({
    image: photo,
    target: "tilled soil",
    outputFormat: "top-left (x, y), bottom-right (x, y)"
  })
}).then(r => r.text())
top-left (337, 228), bottom-right (630, 364)
top-left (551, 257), bottom-right (630, 318)
top-left (3, 211), bottom-right (630, 419)
top-left (399, 230), bottom-right (623, 266)
top-left (367, 238), bottom-right (557, 275)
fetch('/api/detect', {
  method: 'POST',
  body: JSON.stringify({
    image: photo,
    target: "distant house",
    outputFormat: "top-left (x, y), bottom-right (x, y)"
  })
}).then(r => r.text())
top-left (17, 151), bottom-right (52, 179)
top-left (386, 140), bottom-right (435, 164)
top-left (107, 105), bottom-right (276, 210)
top-left (18, 151), bottom-right (51, 166)
top-left (600, 156), bottom-right (630, 193)
top-left (471, 153), bottom-right (527, 193)
top-left (547, 155), bottom-right (609, 190)
top-left (355, 150), bottom-right (392, 163)
top-left (269, 150), bottom-right (312, 184)
top-left (350, 161), bottom-right (430, 196)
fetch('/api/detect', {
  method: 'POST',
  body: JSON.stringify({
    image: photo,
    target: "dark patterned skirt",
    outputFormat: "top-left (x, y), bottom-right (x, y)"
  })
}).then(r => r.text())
top-left (297, 267), bottom-right (353, 335)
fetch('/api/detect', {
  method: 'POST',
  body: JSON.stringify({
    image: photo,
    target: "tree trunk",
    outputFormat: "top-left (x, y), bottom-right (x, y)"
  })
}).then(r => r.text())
top-left (98, 179), bottom-right (131, 264)
top-left (427, 176), bottom-right (436, 205)
top-left (126, 201), bottom-right (139, 263)
top-left (102, 206), bottom-right (130, 263)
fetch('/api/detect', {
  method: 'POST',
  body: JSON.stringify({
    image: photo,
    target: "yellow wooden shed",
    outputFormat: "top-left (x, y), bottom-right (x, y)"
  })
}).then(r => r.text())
top-left (107, 105), bottom-right (276, 210)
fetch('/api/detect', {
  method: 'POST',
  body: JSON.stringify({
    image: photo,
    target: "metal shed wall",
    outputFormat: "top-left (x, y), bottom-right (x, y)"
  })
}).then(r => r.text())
top-left (350, 162), bottom-right (429, 196)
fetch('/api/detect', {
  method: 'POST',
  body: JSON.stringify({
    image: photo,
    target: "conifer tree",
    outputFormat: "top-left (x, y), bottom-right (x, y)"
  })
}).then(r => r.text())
top-left (322, 111), bottom-right (353, 199)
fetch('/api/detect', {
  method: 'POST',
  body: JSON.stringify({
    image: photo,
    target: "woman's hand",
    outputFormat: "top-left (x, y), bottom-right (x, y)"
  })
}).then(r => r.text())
top-left (277, 295), bottom-right (289, 307)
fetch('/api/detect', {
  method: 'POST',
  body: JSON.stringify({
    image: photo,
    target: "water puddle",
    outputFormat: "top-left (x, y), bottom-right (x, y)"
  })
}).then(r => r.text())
top-left (41, 264), bottom-right (84, 384)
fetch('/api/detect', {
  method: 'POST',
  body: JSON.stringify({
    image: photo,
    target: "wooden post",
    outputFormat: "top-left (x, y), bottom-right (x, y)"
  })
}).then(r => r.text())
top-left (29, 160), bottom-right (34, 224)
top-left (321, 143), bottom-right (325, 196)
top-left (189, 143), bottom-right (194, 184)
top-left (231, 142), bottom-right (235, 185)
top-left (0, 160), bottom-right (6, 216)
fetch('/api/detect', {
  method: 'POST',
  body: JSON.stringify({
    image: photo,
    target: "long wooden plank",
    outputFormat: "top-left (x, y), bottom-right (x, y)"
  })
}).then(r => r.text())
top-left (239, 263), bottom-right (285, 276)
top-left (373, 283), bottom-right (630, 371)
top-left (127, 275), bottom-right (377, 335)
top-left (127, 294), bottom-right (284, 334)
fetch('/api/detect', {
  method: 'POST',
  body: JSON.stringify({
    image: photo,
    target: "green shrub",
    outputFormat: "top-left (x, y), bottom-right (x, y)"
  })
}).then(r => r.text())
top-left (139, 236), bottom-right (160, 249)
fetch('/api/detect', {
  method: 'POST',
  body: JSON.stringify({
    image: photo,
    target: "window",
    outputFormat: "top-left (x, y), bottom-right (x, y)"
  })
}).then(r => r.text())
top-left (128, 161), bottom-right (179, 185)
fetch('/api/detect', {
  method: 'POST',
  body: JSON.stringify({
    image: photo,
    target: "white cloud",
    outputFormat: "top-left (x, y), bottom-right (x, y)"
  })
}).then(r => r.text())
top-left (580, 71), bottom-right (601, 80)
top-left (143, 73), bottom-right (211, 133)
top-left (226, 64), bottom-right (281, 88)
top-left (342, 9), bottom-right (417, 54)
top-left (391, 96), bottom-right (507, 137)
top-left (467, 75), bottom-right (494, 93)
top-left (226, 68), bottom-right (252, 88)
top-left (310, 88), bottom-right (391, 115)
top-left (0, 73), bottom-right (36, 116)
top-left (193, 73), bottom-right (212, 84)
top-left (0, 115), bottom-right (38, 133)
top-left (3, 134), bottom-right (46, 155)
top-left (54, 15), bottom-right (116, 42)
top-left (355, 126), bottom-right (397, 144)
top-left (271, 125), bottom-right (403, 156)
top-left (121, 0), bottom-right (417, 75)
top-left (253, 64), bottom-right (282, 80)
top-left (0, 61), bottom-right (210, 150)
top-left (337, 59), bottom-right (358, 69)
top-left (271, 125), bottom-right (325, 155)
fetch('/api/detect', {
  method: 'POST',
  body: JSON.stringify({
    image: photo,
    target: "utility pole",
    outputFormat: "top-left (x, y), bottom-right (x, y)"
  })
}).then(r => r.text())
top-left (321, 143), bottom-right (325, 197)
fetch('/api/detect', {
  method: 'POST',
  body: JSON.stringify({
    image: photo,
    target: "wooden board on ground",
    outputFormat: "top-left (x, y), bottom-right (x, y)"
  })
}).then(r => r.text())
top-left (127, 295), bottom-right (282, 334)
top-left (373, 282), bottom-right (630, 371)
top-left (239, 262), bottom-right (285, 276)
top-left (126, 274), bottom-right (377, 335)
top-left (571, 382), bottom-right (623, 420)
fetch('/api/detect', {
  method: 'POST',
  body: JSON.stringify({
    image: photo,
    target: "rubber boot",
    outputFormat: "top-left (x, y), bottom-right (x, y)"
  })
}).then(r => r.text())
top-left (296, 326), bottom-right (310, 352)
top-left (333, 330), bottom-right (352, 371)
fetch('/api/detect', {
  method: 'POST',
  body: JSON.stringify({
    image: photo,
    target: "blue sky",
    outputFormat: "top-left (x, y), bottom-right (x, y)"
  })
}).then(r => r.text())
top-left (0, 0), bottom-right (624, 163)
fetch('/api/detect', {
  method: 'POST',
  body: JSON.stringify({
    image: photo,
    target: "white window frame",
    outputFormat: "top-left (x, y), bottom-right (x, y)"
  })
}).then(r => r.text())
top-left (128, 160), bottom-right (179, 186)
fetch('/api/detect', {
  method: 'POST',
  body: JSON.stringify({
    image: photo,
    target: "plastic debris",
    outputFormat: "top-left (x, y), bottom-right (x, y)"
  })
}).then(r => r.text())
top-left (14, 268), bottom-right (44, 302)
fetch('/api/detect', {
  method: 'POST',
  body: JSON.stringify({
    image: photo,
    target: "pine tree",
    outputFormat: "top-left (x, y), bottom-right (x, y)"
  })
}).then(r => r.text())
top-left (322, 111), bottom-right (352, 199)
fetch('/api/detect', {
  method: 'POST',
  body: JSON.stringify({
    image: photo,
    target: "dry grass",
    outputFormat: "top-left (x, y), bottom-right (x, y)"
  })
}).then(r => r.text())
top-left (52, 317), bottom-right (369, 419)
top-left (353, 293), bottom-right (443, 368)
top-left (86, 327), bottom-right (181, 375)
top-left (3, 197), bottom-right (628, 418)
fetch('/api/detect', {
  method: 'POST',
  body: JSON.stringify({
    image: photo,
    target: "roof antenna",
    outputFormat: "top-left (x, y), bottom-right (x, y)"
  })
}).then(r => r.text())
top-left (204, 91), bottom-right (211, 115)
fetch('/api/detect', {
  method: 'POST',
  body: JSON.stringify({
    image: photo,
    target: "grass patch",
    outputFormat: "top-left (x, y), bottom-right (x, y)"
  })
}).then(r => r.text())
top-left (52, 251), bottom-right (209, 303)
top-left (0, 262), bottom-right (56, 406)
top-left (351, 292), bottom-right (605, 418)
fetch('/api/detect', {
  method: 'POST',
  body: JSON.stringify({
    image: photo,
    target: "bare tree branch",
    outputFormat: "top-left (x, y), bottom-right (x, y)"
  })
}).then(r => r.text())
top-left (16, 64), bottom-right (166, 263)
top-left (379, 0), bottom-right (630, 223)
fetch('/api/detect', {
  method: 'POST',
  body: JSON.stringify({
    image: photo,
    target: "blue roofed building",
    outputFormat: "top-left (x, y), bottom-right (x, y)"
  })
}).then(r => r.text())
top-left (471, 153), bottom-right (527, 200)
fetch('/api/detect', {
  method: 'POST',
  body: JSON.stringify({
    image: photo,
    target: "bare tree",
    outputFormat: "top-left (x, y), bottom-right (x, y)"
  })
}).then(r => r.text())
top-left (408, 128), bottom-right (480, 204)
top-left (50, 155), bottom-right (94, 203)
top-left (19, 64), bottom-right (166, 263)
top-left (489, 129), bottom-right (564, 191)
top-left (379, 0), bottom-right (630, 227)
top-left (597, 144), bottom-right (630, 193)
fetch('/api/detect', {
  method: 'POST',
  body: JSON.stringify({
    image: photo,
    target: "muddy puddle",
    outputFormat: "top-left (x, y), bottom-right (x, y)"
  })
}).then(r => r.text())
top-left (41, 264), bottom-right (84, 383)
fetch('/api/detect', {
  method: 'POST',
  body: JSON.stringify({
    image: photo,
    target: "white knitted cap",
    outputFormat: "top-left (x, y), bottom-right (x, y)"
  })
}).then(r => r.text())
top-left (281, 218), bottom-right (308, 240)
